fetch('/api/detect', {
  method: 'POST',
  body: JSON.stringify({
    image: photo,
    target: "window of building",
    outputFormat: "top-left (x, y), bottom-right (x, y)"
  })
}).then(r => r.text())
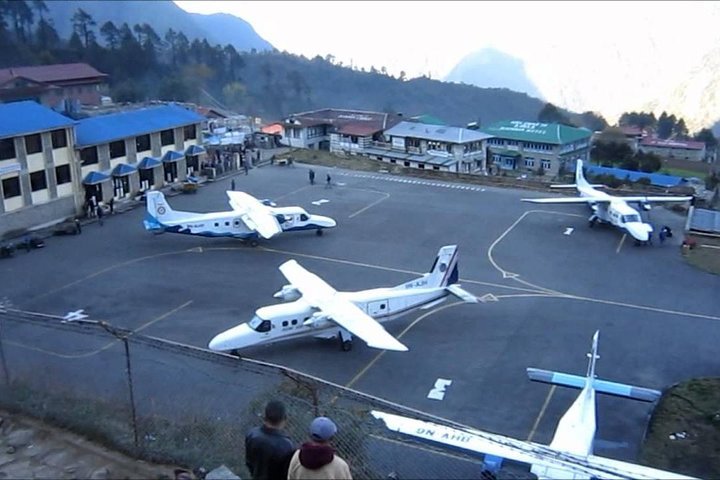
top-left (433, 166), bottom-right (440, 171)
top-left (109, 140), bottom-right (126, 159)
top-left (2, 176), bottom-right (20, 199)
top-left (80, 146), bottom-right (98, 165)
top-left (0, 138), bottom-right (15, 160)
top-left (25, 134), bottom-right (42, 155)
top-left (403, 161), bottom-right (410, 167)
top-left (136, 134), bottom-right (151, 152)
top-left (524, 158), bottom-right (535, 168)
top-left (183, 124), bottom-right (197, 140)
top-left (419, 163), bottom-right (425, 169)
top-left (160, 129), bottom-right (174, 146)
top-left (55, 164), bottom-right (72, 185)
top-left (541, 159), bottom-right (551, 170)
top-left (51, 129), bottom-right (67, 149)
top-left (390, 159), bottom-right (396, 163)
top-left (30, 170), bottom-right (47, 191)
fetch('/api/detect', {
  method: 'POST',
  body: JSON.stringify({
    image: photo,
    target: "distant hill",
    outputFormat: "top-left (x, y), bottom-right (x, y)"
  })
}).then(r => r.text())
top-left (236, 53), bottom-right (548, 126)
top-left (45, 0), bottom-right (273, 52)
top-left (445, 48), bottom-right (543, 100)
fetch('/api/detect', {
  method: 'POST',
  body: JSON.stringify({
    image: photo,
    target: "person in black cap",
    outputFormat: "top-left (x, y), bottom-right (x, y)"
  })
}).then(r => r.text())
top-left (287, 416), bottom-right (352, 479)
top-left (245, 400), bottom-right (295, 480)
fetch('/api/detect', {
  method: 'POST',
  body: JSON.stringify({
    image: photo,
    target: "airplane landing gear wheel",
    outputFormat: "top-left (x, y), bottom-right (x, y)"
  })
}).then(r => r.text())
top-left (249, 239), bottom-right (259, 247)
top-left (316, 229), bottom-right (323, 236)
top-left (341, 340), bottom-right (353, 352)
top-left (230, 349), bottom-right (242, 358)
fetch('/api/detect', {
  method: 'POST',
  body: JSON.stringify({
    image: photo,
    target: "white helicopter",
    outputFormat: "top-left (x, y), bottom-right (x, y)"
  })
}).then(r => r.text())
top-left (372, 331), bottom-right (692, 480)
top-left (143, 191), bottom-right (336, 246)
top-left (522, 160), bottom-right (692, 245)
top-left (208, 245), bottom-right (478, 353)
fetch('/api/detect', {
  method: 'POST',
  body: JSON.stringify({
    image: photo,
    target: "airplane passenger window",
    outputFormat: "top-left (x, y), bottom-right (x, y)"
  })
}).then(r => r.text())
top-left (282, 321), bottom-right (288, 327)
top-left (380, 304), bottom-right (386, 309)
top-left (214, 223), bottom-right (219, 227)
top-left (225, 222), bottom-right (230, 226)
top-left (292, 319), bottom-right (298, 325)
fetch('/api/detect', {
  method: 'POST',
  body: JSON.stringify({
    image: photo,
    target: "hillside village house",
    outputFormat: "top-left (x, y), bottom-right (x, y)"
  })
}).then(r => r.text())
top-left (75, 105), bottom-right (204, 203)
top-left (365, 121), bottom-right (493, 173)
top-left (0, 101), bottom-right (79, 238)
top-left (480, 121), bottom-right (592, 176)
top-left (638, 137), bottom-right (707, 162)
top-left (280, 108), bottom-right (403, 152)
top-left (0, 63), bottom-right (108, 108)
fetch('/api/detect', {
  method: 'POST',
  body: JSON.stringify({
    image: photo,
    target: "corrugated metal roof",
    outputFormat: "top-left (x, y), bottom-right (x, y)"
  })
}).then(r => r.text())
top-left (0, 100), bottom-right (75, 139)
top-left (75, 104), bottom-right (203, 147)
top-left (586, 165), bottom-right (685, 187)
top-left (481, 121), bottom-right (591, 145)
top-left (0, 63), bottom-right (107, 84)
top-left (384, 121), bottom-right (493, 144)
top-left (640, 137), bottom-right (705, 150)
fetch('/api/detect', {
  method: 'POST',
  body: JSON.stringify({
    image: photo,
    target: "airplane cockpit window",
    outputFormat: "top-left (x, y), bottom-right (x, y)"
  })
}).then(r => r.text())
top-left (622, 214), bottom-right (640, 223)
top-left (300, 214), bottom-right (309, 221)
top-left (249, 316), bottom-right (271, 332)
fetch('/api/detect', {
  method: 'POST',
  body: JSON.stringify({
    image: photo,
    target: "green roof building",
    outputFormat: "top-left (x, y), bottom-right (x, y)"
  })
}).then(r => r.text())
top-left (480, 121), bottom-right (592, 176)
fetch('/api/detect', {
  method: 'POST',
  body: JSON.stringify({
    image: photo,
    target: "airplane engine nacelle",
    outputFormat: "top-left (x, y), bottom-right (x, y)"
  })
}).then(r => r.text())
top-left (273, 284), bottom-right (301, 301)
top-left (641, 202), bottom-right (652, 211)
top-left (303, 313), bottom-right (331, 329)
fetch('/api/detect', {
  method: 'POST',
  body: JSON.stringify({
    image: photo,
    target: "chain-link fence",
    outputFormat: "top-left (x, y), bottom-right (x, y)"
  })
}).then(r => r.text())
top-left (0, 308), bottom-right (529, 479)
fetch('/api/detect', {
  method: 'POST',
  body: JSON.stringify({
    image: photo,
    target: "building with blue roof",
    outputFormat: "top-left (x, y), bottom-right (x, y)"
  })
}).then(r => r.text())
top-left (480, 120), bottom-right (592, 176)
top-left (0, 101), bottom-right (79, 238)
top-left (74, 104), bottom-right (204, 201)
top-left (585, 164), bottom-right (686, 188)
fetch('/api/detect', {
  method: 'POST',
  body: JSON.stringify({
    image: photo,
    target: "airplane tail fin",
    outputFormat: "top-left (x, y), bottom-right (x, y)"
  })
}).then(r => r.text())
top-left (575, 159), bottom-right (591, 188)
top-left (425, 245), bottom-right (460, 288)
top-left (527, 330), bottom-right (660, 402)
top-left (144, 191), bottom-right (178, 231)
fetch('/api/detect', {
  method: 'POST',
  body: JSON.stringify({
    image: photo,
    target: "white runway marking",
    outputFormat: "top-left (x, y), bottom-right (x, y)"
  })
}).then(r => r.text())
top-left (62, 309), bottom-right (88, 322)
top-left (337, 171), bottom-right (486, 192)
top-left (564, 227), bottom-right (574, 235)
top-left (311, 199), bottom-right (330, 206)
top-left (427, 378), bottom-right (453, 400)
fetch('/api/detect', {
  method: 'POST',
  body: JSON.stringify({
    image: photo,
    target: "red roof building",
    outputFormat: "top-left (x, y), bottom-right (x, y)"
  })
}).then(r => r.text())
top-left (639, 136), bottom-right (707, 161)
top-left (0, 63), bottom-right (108, 107)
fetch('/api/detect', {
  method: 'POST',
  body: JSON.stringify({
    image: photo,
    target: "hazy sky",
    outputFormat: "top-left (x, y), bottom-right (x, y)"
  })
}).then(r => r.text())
top-left (175, 1), bottom-right (720, 123)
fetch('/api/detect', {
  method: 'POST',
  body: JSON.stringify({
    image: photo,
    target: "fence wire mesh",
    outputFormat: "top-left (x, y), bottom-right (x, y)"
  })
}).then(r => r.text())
top-left (0, 309), bottom-right (530, 479)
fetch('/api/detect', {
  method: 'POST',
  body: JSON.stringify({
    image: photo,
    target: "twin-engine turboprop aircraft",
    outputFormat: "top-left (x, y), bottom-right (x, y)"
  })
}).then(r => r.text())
top-left (208, 245), bottom-right (478, 352)
top-left (143, 190), bottom-right (336, 246)
top-left (372, 331), bottom-right (691, 480)
top-left (522, 160), bottom-right (692, 245)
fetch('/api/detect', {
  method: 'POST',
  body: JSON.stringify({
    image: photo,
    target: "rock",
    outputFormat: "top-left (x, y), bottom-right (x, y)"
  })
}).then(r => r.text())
top-left (6, 428), bottom-right (34, 448)
top-left (64, 466), bottom-right (77, 474)
top-left (205, 465), bottom-right (241, 480)
top-left (90, 466), bottom-right (111, 479)
top-left (5, 446), bottom-right (15, 454)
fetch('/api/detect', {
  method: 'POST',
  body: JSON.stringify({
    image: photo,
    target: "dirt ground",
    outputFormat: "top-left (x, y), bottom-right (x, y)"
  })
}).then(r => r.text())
top-left (684, 234), bottom-right (720, 275)
top-left (640, 378), bottom-right (720, 479)
top-left (0, 409), bottom-right (181, 479)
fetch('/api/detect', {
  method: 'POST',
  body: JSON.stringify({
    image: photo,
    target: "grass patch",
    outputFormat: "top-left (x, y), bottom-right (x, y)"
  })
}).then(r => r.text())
top-left (684, 235), bottom-right (720, 275)
top-left (661, 167), bottom-right (708, 179)
top-left (640, 378), bottom-right (720, 478)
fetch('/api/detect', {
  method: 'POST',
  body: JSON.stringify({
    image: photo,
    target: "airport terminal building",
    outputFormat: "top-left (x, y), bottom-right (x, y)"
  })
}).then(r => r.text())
top-left (0, 101), bottom-right (79, 237)
top-left (480, 121), bottom-right (592, 176)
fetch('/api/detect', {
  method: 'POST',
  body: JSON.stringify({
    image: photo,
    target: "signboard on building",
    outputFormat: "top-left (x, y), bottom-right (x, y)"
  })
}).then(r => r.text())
top-left (0, 163), bottom-right (21, 176)
top-left (392, 137), bottom-right (405, 149)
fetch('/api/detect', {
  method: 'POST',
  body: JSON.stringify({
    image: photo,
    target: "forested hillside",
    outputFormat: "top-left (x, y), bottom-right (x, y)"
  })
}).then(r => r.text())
top-left (0, 0), bottom-right (554, 125)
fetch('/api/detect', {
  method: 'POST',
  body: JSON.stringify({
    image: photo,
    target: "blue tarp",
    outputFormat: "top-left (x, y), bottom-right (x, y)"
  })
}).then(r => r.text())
top-left (0, 101), bottom-right (75, 139)
top-left (586, 165), bottom-right (686, 188)
top-left (185, 144), bottom-right (206, 156)
top-left (83, 171), bottom-right (110, 185)
top-left (112, 163), bottom-right (137, 177)
top-left (75, 104), bottom-right (203, 147)
top-left (162, 150), bottom-right (184, 163)
top-left (137, 156), bottom-right (162, 169)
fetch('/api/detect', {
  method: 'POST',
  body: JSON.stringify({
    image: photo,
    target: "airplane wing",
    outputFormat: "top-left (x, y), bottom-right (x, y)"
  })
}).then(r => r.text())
top-left (613, 195), bottom-right (693, 204)
top-left (371, 411), bottom-right (696, 480)
top-left (522, 197), bottom-right (610, 204)
top-left (278, 260), bottom-right (408, 351)
top-left (226, 191), bottom-right (282, 239)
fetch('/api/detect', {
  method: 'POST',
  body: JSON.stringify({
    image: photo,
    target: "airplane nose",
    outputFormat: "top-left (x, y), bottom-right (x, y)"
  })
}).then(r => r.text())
top-left (313, 215), bottom-right (337, 228)
top-left (627, 224), bottom-right (649, 242)
top-left (208, 323), bottom-right (254, 351)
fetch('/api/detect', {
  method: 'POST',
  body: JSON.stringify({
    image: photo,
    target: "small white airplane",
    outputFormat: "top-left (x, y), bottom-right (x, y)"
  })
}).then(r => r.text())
top-left (522, 160), bottom-right (693, 245)
top-left (143, 191), bottom-right (336, 246)
top-left (372, 331), bottom-right (693, 479)
top-left (208, 245), bottom-right (478, 353)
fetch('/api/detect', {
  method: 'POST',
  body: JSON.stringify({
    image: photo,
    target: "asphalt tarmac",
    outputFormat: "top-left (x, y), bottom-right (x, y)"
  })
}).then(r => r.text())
top-left (2, 163), bottom-right (718, 466)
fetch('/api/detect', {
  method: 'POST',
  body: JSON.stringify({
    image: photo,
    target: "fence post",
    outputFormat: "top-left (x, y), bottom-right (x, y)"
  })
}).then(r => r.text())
top-left (123, 337), bottom-right (140, 451)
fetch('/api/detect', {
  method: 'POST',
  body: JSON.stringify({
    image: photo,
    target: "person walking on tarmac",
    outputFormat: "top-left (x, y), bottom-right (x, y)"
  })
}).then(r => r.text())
top-left (325, 173), bottom-right (332, 189)
top-left (309, 169), bottom-right (315, 185)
